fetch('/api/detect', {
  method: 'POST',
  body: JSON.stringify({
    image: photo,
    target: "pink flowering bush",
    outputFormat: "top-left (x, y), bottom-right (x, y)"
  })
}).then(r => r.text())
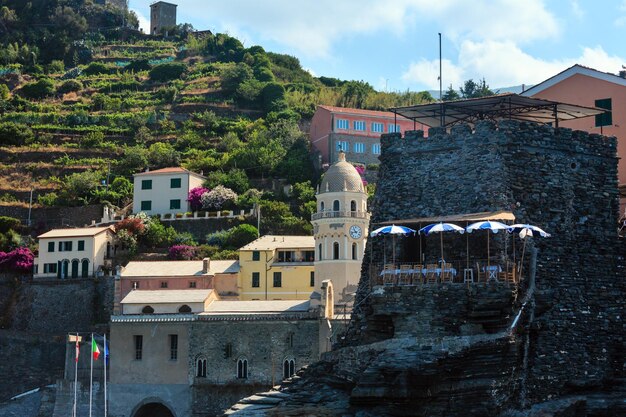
top-left (188, 187), bottom-right (209, 211)
top-left (168, 244), bottom-right (197, 260)
top-left (353, 164), bottom-right (368, 186)
top-left (0, 247), bottom-right (34, 273)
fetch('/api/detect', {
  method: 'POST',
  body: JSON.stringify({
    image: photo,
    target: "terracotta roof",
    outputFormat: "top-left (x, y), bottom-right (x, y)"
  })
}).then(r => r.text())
top-left (239, 235), bottom-right (314, 251)
top-left (121, 260), bottom-right (239, 277)
top-left (133, 167), bottom-right (205, 178)
top-left (121, 289), bottom-right (213, 304)
top-left (38, 226), bottom-right (114, 239)
top-left (317, 105), bottom-right (401, 119)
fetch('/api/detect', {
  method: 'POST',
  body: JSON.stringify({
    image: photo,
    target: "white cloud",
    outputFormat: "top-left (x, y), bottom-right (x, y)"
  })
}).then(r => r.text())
top-left (615, 0), bottom-right (626, 26)
top-left (571, 0), bottom-right (585, 19)
top-left (402, 58), bottom-right (463, 90)
top-left (131, 8), bottom-right (149, 33)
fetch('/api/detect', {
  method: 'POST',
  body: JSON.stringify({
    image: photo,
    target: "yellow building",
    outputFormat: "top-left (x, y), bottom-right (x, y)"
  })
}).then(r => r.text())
top-left (238, 235), bottom-right (315, 300)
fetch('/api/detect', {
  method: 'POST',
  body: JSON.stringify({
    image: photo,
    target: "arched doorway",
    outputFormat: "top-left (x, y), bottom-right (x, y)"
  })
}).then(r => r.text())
top-left (133, 402), bottom-right (175, 417)
top-left (71, 259), bottom-right (79, 278)
top-left (81, 259), bottom-right (89, 278)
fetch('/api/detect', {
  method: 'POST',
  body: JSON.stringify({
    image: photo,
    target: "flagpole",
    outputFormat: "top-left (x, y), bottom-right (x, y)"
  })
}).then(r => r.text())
top-left (89, 333), bottom-right (93, 417)
top-left (104, 333), bottom-right (107, 417)
top-left (73, 332), bottom-right (78, 417)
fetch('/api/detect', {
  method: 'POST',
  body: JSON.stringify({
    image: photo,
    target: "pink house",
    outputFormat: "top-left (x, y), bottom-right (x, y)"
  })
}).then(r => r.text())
top-left (522, 65), bottom-right (626, 215)
top-left (309, 105), bottom-right (426, 166)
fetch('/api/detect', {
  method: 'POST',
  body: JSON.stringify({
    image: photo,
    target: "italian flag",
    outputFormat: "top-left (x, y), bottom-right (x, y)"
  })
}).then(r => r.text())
top-left (92, 338), bottom-right (100, 361)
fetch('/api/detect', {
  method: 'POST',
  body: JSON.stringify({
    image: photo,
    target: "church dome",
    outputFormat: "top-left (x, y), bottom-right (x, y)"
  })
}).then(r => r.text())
top-left (319, 152), bottom-right (365, 194)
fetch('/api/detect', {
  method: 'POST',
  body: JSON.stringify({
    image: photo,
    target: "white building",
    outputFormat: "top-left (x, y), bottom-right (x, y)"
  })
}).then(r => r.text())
top-left (132, 167), bottom-right (205, 216)
top-left (34, 226), bottom-right (116, 279)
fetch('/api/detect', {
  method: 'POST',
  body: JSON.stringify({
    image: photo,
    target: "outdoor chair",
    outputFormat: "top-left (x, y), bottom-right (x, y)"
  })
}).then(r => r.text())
top-left (499, 261), bottom-right (516, 284)
top-left (425, 263), bottom-right (438, 284)
top-left (411, 264), bottom-right (423, 285)
top-left (398, 264), bottom-right (412, 285)
top-left (475, 262), bottom-right (485, 283)
top-left (383, 264), bottom-right (396, 285)
top-left (440, 262), bottom-right (454, 283)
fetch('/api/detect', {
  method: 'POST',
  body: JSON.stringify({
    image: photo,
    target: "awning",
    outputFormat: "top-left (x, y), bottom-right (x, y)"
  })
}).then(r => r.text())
top-left (389, 93), bottom-right (604, 128)
top-left (379, 210), bottom-right (515, 226)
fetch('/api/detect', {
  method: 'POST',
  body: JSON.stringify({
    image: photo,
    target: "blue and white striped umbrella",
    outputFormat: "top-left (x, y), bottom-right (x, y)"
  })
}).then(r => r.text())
top-left (418, 223), bottom-right (464, 263)
top-left (507, 224), bottom-right (551, 238)
top-left (466, 220), bottom-right (509, 233)
top-left (370, 225), bottom-right (416, 237)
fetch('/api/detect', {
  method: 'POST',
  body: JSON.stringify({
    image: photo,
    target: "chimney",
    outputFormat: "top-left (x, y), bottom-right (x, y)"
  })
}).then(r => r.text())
top-left (202, 257), bottom-right (210, 273)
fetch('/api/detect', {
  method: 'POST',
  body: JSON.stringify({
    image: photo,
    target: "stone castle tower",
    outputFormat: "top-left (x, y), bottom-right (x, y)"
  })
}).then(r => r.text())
top-left (312, 151), bottom-right (369, 304)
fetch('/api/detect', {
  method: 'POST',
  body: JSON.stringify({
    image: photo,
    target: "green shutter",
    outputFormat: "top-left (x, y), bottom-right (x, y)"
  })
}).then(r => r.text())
top-left (78, 240), bottom-right (85, 251)
top-left (170, 199), bottom-right (181, 210)
top-left (141, 201), bottom-right (152, 211)
top-left (595, 98), bottom-right (612, 127)
top-left (141, 180), bottom-right (152, 190)
top-left (48, 241), bottom-right (54, 252)
top-left (170, 178), bottom-right (181, 188)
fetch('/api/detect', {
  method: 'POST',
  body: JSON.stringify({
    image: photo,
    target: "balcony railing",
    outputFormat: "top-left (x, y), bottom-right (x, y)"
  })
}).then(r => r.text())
top-left (311, 211), bottom-right (370, 221)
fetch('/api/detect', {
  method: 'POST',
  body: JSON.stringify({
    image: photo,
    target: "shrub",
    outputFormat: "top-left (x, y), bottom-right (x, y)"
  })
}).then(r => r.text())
top-left (225, 224), bottom-right (258, 249)
top-left (57, 79), bottom-right (83, 95)
top-left (79, 131), bottom-right (104, 148)
top-left (116, 229), bottom-right (137, 254)
top-left (37, 192), bottom-right (59, 206)
top-left (149, 62), bottom-right (186, 82)
top-left (82, 62), bottom-right (110, 76)
top-left (172, 232), bottom-right (197, 246)
top-left (200, 185), bottom-right (237, 210)
top-left (47, 60), bottom-right (65, 74)
top-left (21, 78), bottom-right (55, 99)
top-left (124, 59), bottom-right (151, 73)
top-left (0, 121), bottom-right (34, 146)
top-left (146, 142), bottom-right (180, 169)
top-left (204, 169), bottom-right (249, 194)
top-left (0, 246), bottom-right (34, 273)
top-left (261, 82), bottom-right (286, 112)
top-left (115, 217), bottom-right (145, 236)
top-left (143, 221), bottom-right (176, 247)
top-left (168, 244), bottom-right (196, 260)
top-left (0, 216), bottom-right (20, 234)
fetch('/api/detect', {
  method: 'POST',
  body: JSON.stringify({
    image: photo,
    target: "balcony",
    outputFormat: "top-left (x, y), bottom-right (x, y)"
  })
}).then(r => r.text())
top-left (311, 211), bottom-right (370, 221)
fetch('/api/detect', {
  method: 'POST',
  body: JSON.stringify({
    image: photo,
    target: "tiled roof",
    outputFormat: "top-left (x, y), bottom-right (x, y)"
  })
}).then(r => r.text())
top-left (133, 167), bottom-right (205, 178)
top-left (38, 226), bottom-right (114, 239)
top-left (120, 289), bottom-right (213, 304)
top-left (121, 260), bottom-right (239, 277)
top-left (202, 300), bottom-right (311, 314)
top-left (318, 105), bottom-right (399, 119)
top-left (239, 235), bottom-right (314, 251)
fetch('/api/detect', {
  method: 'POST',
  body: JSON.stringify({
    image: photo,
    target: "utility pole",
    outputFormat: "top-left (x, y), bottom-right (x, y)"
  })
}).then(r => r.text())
top-left (438, 33), bottom-right (443, 101)
top-left (27, 188), bottom-right (33, 226)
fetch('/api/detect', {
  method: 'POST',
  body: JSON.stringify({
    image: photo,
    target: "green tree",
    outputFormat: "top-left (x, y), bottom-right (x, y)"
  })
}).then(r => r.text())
top-left (82, 62), bottom-right (109, 76)
top-left (146, 142), bottom-right (180, 169)
top-left (204, 168), bottom-right (249, 194)
top-left (341, 80), bottom-right (374, 108)
top-left (62, 170), bottom-right (102, 205)
top-left (149, 62), bottom-right (186, 82)
top-left (221, 62), bottom-right (253, 92)
top-left (21, 78), bottom-right (55, 99)
top-left (224, 224), bottom-right (258, 249)
top-left (442, 84), bottom-right (460, 101)
top-left (116, 146), bottom-right (147, 177)
top-left (0, 122), bottom-right (33, 146)
top-left (460, 78), bottom-right (494, 98)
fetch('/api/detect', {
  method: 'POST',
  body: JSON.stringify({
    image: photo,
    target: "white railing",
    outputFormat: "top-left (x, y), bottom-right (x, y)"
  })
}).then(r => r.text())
top-left (311, 211), bottom-right (369, 221)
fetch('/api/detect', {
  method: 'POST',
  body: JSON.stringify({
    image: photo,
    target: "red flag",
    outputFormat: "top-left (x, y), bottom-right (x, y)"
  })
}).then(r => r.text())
top-left (75, 338), bottom-right (80, 363)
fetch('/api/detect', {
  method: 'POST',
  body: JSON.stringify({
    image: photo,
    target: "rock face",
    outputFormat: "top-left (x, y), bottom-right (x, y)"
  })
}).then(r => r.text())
top-left (224, 121), bottom-right (625, 416)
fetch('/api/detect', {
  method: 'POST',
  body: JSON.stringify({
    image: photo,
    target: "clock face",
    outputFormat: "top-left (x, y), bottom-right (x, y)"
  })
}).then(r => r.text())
top-left (349, 225), bottom-right (362, 239)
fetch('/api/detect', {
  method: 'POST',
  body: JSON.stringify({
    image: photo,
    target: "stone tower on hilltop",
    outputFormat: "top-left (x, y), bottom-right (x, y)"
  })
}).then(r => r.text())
top-left (312, 151), bottom-right (369, 305)
top-left (150, 1), bottom-right (177, 35)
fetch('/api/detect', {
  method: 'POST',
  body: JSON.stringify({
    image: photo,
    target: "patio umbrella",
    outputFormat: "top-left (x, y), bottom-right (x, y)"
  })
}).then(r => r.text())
top-left (370, 225), bottom-right (416, 264)
top-left (507, 224), bottom-right (551, 279)
top-left (466, 221), bottom-right (510, 272)
top-left (419, 223), bottom-right (464, 263)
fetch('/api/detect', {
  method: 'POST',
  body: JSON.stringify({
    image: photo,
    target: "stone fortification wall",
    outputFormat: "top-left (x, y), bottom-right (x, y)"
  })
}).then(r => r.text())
top-left (0, 204), bottom-right (106, 229)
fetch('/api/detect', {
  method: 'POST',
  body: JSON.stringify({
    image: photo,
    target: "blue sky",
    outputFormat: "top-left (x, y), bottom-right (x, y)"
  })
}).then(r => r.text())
top-left (130, 0), bottom-right (626, 92)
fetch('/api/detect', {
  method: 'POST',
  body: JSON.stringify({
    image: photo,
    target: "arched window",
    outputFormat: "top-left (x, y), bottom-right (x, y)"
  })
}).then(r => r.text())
top-left (60, 260), bottom-right (69, 279)
top-left (81, 259), bottom-right (89, 278)
top-left (318, 243), bottom-right (322, 261)
top-left (320, 201), bottom-right (325, 212)
top-left (196, 357), bottom-right (207, 378)
top-left (333, 242), bottom-right (340, 260)
top-left (178, 305), bottom-right (192, 313)
top-left (237, 358), bottom-right (248, 379)
top-left (352, 242), bottom-right (358, 260)
top-left (333, 200), bottom-right (340, 211)
top-left (283, 358), bottom-right (296, 379)
top-left (142, 305), bottom-right (154, 314)
top-left (350, 200), bottom-right (356, 212)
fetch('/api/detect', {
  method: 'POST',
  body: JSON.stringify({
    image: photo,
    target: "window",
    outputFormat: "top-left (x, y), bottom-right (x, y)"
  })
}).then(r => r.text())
top-left (286, 332), bottom-right (294, 347)
top-left (252, 251), bottom-right (260, 261)
top-left (169, 199), bottom-right (181, 210)
top-left (58, 241), bottom-right (72, 252)
top-left (283, 359), bottom-right (296, 379)
top-left (318, 243), bottom-right (322, 261)
top-left (141, 179), bottom-right (152, 190)
top-left (196, 357), bottom-right (207, 377)
top-left (333, 200), bottom-right (340, 211)
top-left (179, 304), bottom-right (192, 313)
top-left (388, 123), bottom-right (400, 133)
top-left (252, 272), bottom-right (260, 287)
top-left (336, 141), bottom-right (349, 152)
top-left (303, 251), bottom-right (315, 262)
top-left (372, 144), bottom-right (381, 154)
top-left (224, 343), bottom-right (233, 359)
top-left (278, 251), bottom-right (295, 262)
top-left (352, 242), bottom-right (358, 260)
top-left (141, 305), bottom-right (154, 314)
top-left (595, 98), bottom-right (612, 127)
top-left (353, 120), bottom-right (366, 131)
top-left (371, 122), bottom-right (384, 133)
top-left (336, 119), bottom-right (349, 129)
top-left (333, 242), bottom-right (340, 260)
top-left (48, 242), bottom-right (55, 252)
top-left (170, 178), bottom-right (181, 188)
top-left (134, 335), bottom-right (143, 360)
top-left (320, 201), bottom-right (325, 211)
top-left (353, 143), bottom-right (365, 153)
top-left (43, 263), bottom-right (57, 274)
top-left (351, 200), bottom-right (357, 211)
top-left (273, 272), bottom-right (282, 287)
top-left (160, 281), bottom-right (168, 288)
top-left (132, 281), bottom-right (139, 289)
top-left (237, 358), bottom-right (248, 379)
top-left (169, 334), bottom-right (178, 360)
top-left (310, 271), bottom-right (315, 287)
top-left (140, 201), bottom-right (152, 211)
top-left (189, 281), bottom-right (196, 288)
top-left (77, 240), bottom-right (85, 251)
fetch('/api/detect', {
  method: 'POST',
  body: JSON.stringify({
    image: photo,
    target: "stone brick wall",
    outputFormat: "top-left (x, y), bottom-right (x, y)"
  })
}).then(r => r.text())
top-left (0, 204), bottom-right (105, 229)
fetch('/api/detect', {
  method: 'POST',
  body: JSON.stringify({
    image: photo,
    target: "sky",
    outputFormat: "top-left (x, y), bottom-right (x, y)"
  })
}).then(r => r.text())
top-left (130, 0), bottom-right (626, 93)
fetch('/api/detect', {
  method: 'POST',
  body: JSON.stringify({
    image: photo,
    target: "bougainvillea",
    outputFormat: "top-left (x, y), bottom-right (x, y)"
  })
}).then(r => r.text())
top-left (353, 164), bottom-right (368, 186)
top-left (115, 217), bottom-right (145, 236)
top-left (187, 187), bottom-right (209, 211)
top-left (0, 246), bottom-right (34, 273)
top-left (168, 244), bottom-right (197, 260)
top-left (200, 185), bottom-right (237, 210)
